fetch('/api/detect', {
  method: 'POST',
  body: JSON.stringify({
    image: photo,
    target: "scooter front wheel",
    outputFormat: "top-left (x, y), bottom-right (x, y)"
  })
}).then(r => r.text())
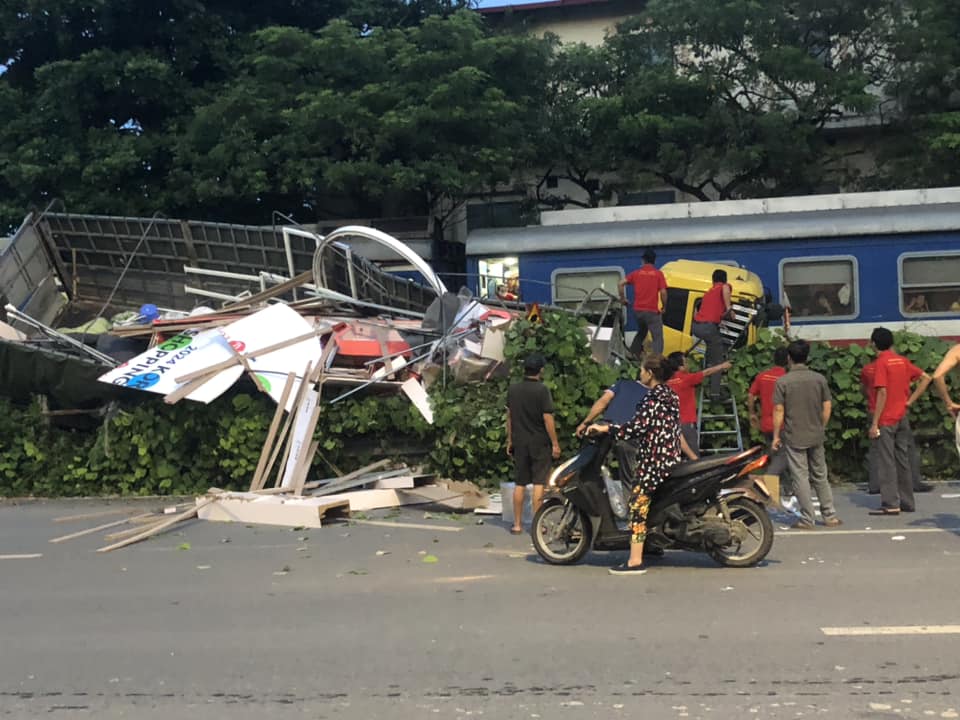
top-left (532, 501), bottom-right (592, 565)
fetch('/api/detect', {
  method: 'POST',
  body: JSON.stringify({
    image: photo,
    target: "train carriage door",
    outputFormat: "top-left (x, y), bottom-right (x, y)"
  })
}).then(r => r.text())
top-left (478, 257), bottom-right (519, 302)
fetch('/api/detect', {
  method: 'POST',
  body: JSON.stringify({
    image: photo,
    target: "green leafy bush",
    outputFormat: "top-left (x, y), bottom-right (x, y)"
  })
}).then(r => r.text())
top-left (3, 314), bottom-right (955, 496)
top-left (727, 328), bottom-right (958, 481)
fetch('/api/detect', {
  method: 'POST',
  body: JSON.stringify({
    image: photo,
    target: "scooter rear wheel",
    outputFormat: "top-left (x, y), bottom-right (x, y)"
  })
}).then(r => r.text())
top-left (532, 501), bottom-right (592, 565)
top-left (708, 497), bottom-right (774, 568)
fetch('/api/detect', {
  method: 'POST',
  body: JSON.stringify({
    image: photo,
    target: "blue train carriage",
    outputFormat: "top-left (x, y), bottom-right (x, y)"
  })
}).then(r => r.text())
top-left (466, 186), bottom-right (960, 350)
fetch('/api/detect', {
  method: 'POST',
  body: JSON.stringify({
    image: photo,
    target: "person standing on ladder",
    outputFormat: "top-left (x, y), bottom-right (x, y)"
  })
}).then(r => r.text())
top-left (619, 248), bottom-right (667, 358)
top-left (666, 351), bottom-right (731, 459)
top-left (692, 268), bottom-right (733, 401)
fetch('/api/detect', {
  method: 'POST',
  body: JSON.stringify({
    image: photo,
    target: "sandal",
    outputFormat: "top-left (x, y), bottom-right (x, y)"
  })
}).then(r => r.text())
top-left (510, 527), bottom-right (524, 535)
top-left (868, 508), bottom-right (900, 516)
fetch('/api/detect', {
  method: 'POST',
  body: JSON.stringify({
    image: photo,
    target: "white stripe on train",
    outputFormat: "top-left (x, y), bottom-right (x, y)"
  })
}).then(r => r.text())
top-left (786, 319), bottom-right (960, 343)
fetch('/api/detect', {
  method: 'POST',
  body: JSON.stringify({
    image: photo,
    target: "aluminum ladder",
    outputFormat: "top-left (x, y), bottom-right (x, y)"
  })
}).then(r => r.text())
top-left (692, 303), bottom-right (759, 454)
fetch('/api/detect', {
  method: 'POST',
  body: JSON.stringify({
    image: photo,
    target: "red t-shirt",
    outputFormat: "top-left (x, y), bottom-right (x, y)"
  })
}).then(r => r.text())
top-left (748, 365), bottom-right (787, 434)
top-left (873, 350), bottom-right (923, 426)
top-left (694, 282), bottom-right (731, 324)
top-left (667, 368), bottom-right (705, 424)
top-left (860, 361), bottom-right (877, 413)
top-left (624, 263), bottom-right (667, 312)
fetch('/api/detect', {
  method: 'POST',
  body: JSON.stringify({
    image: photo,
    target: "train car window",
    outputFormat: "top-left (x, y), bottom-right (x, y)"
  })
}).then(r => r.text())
top-left (551, 267), bottom-right (624, 314)
top-left (662, 288), bottom-right (689, 331)
top-left (779, 257), bottom-right (858, 320)
top-left (899, 253), bottom-right (960, 315)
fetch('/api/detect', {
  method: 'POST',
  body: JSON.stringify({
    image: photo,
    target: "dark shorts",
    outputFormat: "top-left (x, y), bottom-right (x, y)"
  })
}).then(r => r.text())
top-left (514, 443), bottom-right (553, 486)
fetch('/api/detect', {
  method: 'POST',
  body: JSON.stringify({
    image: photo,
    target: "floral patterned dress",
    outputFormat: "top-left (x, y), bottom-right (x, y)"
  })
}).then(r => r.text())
top-left (615, 382), bottom-right (682, 544)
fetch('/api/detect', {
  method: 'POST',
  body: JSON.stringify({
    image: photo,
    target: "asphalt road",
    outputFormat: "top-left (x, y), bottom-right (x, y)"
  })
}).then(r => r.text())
top-left (1, 485), bottom-right (959, 720)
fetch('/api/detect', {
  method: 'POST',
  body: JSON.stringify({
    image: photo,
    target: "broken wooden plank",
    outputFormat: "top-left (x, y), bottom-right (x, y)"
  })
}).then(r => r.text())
top-left (372, 474), bottom-right (436, 490)
top-left (249, 371), bottom-right (296, 491)
top-left (174, 329), bottom-right (322, 385)
top-left (53, 508), bottom-right (137, 524)
top-left (321, 485), bottom-right (463, 513)
top-left (292, 438), bottom-right (321, 497)
top-left (264, 360), bottom-right (315, 489)
top-left (49, 513), bottom-right (155, 544)
top-left (307, 459), bottom-right (394, 497)
top-left (103, 519), bottom-right (166, 542)
top-left (96, 498), bottom-right (216, 553)
top-left (198, 493), bottom-right (349, 528)
top-left (217, 270), bottom-right (313, 312)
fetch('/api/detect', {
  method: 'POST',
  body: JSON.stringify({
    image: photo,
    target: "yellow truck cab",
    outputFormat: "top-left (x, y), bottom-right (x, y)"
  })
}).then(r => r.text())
top-left (657, 260), bottom-right (767, 356)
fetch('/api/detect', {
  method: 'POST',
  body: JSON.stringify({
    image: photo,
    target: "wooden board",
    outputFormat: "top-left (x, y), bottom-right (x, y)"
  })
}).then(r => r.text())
top-left (372, 475), bottom-right (436, 490)
top-left (321, 485), bottom-right (465, 513)
top-left (198, 493), bottom-right (350, 528)
top-left (49, 513), bottom-right (156, 543)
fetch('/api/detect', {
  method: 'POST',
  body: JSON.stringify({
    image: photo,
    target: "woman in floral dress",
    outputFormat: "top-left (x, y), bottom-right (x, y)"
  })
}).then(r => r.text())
top-left (591, 354), bottom-right (683, 575)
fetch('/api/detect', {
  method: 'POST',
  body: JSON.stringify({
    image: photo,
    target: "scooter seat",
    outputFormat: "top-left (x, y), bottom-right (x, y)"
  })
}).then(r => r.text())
top-left (667, 446), bottom-right (762, 480)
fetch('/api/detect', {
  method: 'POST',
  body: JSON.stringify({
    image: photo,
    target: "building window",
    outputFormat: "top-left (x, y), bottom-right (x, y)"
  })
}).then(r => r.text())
top-left (618, 190), bottom-right (676, 206)
top-left (551, 267), bottom-right (624, 313)
top-left (899, 252), bottom-right (960, 315)
top-left (780, 256), bottom-right (858, 320)
top-left (466, 201), bottom-right (525, 231)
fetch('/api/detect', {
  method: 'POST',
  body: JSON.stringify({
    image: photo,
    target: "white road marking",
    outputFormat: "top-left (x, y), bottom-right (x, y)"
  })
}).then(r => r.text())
top-left (822, 625), bottom-right (960, 636)
top-left (778, 527), bottom-right (960, 537)
top-left (0, 553), bottom-right (43, 560)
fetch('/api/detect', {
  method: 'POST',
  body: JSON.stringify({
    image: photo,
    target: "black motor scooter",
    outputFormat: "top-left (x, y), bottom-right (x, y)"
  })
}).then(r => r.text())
top-left (531, 431), bottom-right (775, 567)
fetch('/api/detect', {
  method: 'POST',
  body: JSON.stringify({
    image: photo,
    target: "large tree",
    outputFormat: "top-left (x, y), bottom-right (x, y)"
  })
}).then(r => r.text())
top-left (169, 11), bottom-right (551, 224)
top-left (534, 0), bottom-right (902, 206)
top-left (873, 0), bottom-right (960, 188)
top-left (0, 0), bottom-right (482, 229)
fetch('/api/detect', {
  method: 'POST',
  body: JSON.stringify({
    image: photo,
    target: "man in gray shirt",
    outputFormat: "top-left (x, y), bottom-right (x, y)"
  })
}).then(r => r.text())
top-left (772, 339), bottom-right (842, 529)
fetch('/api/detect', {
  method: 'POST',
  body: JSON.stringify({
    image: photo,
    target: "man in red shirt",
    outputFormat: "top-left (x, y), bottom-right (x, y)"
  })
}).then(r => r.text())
top-left (692, 268), bottom-right (733, 400)
top-left (667, 352), bottom-right (730, 458)
top-left (867, 327), bottom-right (932, 516)
top-left (862, 359), bottom-right (932, 495)
top-left (748, 346), bottom-right (790, 494)
top-left (619, 248), bottom-right (667, 357)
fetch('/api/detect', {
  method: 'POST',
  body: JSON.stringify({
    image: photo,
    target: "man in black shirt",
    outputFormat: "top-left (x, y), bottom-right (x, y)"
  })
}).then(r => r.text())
top-left (506, 353), bottom-right (561, 534)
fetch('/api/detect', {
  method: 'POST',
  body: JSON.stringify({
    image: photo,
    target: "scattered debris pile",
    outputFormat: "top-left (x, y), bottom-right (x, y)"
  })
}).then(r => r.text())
top-left (48, 459), bottom-right (489, 552)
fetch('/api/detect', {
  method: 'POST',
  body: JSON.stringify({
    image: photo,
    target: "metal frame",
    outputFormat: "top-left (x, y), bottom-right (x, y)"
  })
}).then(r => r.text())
top-left (317, 226), bottom-right (447, 297)
top-left (777, 254), bottom-right (860, 322)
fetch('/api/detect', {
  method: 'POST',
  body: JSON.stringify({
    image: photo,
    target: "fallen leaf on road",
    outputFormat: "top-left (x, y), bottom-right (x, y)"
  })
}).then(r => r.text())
top-left (422, 554), bottom-right (439, 564)
top-left (176, 542), bottom-right (191, 551)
